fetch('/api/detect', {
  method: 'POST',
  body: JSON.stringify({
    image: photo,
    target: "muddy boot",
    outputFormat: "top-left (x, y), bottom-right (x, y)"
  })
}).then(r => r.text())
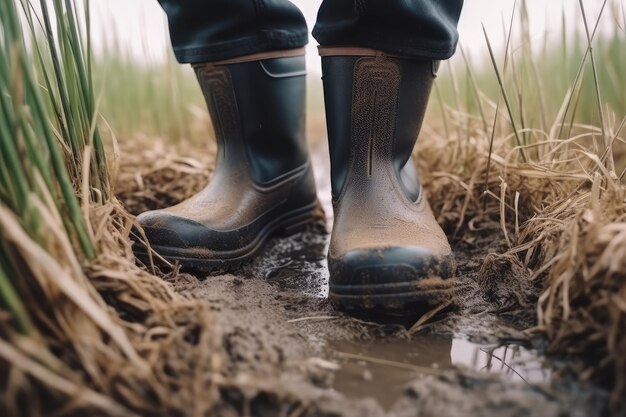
top-left (136, 50), bottom-right (323, 272)
top-left (321, 48), bottom-right (456, 317)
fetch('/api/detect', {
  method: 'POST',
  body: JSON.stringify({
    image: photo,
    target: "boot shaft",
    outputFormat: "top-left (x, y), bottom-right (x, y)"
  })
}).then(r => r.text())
top-left (321, 52), bottom-right (437, 201)
top-left (194, 54), bottom-right (309, 185)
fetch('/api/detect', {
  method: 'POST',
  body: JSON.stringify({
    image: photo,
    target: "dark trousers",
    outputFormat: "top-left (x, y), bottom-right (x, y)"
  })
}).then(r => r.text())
top-left (158, 0), bottom-right (464, 63)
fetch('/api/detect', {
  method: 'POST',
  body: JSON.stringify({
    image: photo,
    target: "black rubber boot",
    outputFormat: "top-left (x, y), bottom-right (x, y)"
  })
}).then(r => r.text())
top-left (321, 49), bottom-right (456, 317)
top-left (136, 51), bottom-right (323, 272)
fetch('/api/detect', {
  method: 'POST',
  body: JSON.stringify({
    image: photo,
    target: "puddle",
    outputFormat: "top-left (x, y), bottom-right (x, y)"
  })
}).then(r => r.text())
top-left (329, 335), bottom-right (551, 409)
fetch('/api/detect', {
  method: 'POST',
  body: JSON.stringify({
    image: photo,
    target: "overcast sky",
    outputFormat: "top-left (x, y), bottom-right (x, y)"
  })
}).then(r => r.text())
top-left (89, 1), bottom-right (615, 72)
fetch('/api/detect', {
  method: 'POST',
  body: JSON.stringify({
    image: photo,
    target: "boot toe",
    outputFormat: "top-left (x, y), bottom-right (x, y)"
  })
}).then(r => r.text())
top-left (136, 210), bottom-right (210, 249)
top-left (329, 246), bottom-right (456, 285)
top-left (328, 246), bottom-right (457, 317)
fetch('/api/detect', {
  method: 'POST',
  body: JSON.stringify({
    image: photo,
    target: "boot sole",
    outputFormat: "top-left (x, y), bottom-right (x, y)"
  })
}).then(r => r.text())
top-left (329, 279), bottom-right (456, 319)
top-left (134, 201), bottom-right (325, 274)
top-left (328, 254), bottom-right (457, 319)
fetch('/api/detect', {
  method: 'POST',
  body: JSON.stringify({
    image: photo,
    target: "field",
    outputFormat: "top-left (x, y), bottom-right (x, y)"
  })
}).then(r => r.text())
top-left (1, 0), bottom-right (625, 416)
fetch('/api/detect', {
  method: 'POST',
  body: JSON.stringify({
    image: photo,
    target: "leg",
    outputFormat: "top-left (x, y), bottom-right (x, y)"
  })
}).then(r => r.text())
top-left (314, 1), bottom-right (464, 317)
top-left (158, 0), bottom-right (309, 63)
top-left (313, 0), bottom-right (463, 60)
top-left (136, 1), bottom-right (323, 272)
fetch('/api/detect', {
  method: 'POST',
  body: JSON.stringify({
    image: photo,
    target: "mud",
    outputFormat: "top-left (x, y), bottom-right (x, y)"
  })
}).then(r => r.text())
top-left (165, 226), bottom-right (608, 416)
top-left (133, 142), bottom-right (613, 416)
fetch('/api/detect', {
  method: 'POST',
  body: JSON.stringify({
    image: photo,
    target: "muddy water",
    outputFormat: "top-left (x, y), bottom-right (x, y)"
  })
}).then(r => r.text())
top-left (330, 337), bottom-right (550, 409)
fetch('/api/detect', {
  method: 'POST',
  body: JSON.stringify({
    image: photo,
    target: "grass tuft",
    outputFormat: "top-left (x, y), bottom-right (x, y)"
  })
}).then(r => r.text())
top-left (0, 1), bottom-right (221, 415)
top-left (421, 0), bottom-right (626, 409)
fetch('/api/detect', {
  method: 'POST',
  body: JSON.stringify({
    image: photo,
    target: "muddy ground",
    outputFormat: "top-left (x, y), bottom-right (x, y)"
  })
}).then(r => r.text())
top-left (121, 142), bottom-right (613, 417)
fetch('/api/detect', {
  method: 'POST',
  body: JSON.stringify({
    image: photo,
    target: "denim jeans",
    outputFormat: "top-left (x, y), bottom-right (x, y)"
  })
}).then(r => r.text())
top-left (158, 0), bottom-right (464, 63)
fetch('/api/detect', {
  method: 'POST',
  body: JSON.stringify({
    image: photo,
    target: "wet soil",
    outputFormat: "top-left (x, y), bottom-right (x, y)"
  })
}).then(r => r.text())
top-left (134, 142), bottom-right (612, 416)
top-left (167, 225), bottom-right (608, 417)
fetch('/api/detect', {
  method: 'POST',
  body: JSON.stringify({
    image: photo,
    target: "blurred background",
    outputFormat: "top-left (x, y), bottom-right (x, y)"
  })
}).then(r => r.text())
top-left (86, 0), bottom-right (624, 161)
top-left (90, 1), bottom-right (610, 71)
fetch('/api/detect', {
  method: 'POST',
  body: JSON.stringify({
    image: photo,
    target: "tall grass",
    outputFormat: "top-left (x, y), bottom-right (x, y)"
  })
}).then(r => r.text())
top-left (93, 41), bottom-right (203, 142)
top-left (0, 1), bottom-right (220, 415)
top-left (0, 0), bottom-right (104, 331)
top-left (0, 0), bottom-right (136, 412)
top-left (435, 1), bottom-right (626, 147)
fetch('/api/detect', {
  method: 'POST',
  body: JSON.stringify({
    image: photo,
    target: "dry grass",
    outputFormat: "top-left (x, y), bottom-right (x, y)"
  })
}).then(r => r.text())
top-left (0, 183), bottom-right (223, 417)
top-left (418, 107), bottom-right (626, 411)
top-left (417, 3), bottom-right (626, 409)
top-left (113, 136), bottom-right (215, 215)
top-left (0, 1), bottom-right (223, 415)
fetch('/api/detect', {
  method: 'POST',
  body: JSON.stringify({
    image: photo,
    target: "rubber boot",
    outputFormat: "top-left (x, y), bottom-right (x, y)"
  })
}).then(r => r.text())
top-left (321, 48), bottom-right (456, 317)
top-left (136, 50), bottom-right (323, 272)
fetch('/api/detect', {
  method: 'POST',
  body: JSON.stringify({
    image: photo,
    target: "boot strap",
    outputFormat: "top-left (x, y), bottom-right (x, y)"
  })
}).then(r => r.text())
top-left (192, 47), bottom-right (305, 67)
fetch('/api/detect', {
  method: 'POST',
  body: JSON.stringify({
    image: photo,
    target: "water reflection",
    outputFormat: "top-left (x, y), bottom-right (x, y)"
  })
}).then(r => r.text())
top-left (330, 335), bottom-right (550, 409)
top-left (451, 338), bottom-right (551, 384)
